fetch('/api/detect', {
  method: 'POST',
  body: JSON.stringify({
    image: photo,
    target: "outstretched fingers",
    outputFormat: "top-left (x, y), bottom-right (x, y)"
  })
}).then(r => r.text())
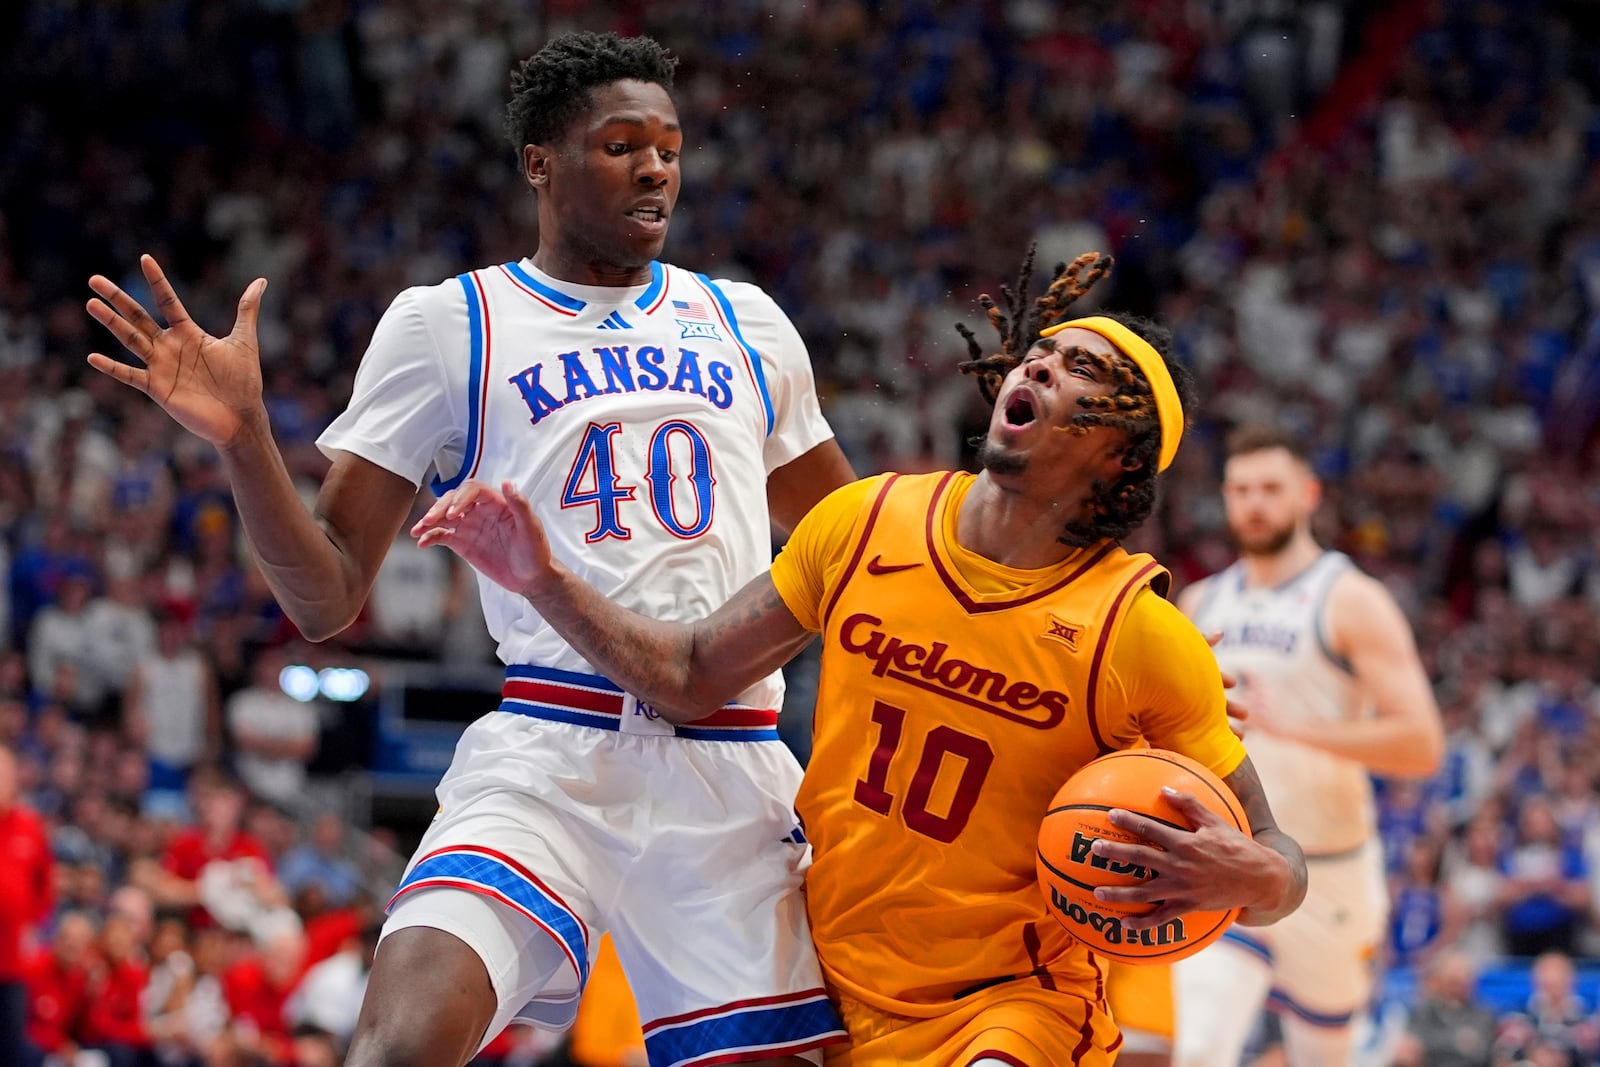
top-left (86, 278), bottom-right (162, 360)
top-left (140, 254), bottom-right (194, 328)
top-left (85, 352), bottom-right (151, 394)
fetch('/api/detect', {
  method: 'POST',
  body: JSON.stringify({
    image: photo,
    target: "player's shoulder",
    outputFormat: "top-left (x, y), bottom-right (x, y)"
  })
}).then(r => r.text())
top-left (808, 473), bottom-right (895, 525)
top-left (1324, 554), bottom-right (1401, 616)
top-left (1126, 583), bottom-right (1206, 644)
top-left (384, 272), bottom-right (478, 322)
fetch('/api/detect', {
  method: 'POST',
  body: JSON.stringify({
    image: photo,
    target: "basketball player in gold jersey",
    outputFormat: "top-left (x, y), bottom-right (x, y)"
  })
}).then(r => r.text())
top-left (413, 251), bottom-right (1309, 1066)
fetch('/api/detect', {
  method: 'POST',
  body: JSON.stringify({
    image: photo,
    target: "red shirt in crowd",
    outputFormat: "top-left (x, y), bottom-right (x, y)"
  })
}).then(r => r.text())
top-left (23, 947), bottom-right (91, 1053)
top-left (83, 957), bottom-right (151, 1048)
top-left (0, 802), bottom-right (53, 981)
top-left (160, 827), bottom-right (274, 881)
top-left (223, 956), bottom-right (301, 1064)
top-left (160, 827), bottom-right (273, 926)
top-left (303, 907), bottom-right (362, 967)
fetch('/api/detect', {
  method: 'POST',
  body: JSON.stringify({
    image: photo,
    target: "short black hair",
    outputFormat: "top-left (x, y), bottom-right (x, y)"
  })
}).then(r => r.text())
top-left (504, 32), bottom-right (678, 150)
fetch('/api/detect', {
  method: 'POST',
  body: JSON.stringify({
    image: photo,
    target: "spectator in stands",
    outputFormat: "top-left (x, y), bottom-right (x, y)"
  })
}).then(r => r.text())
top-left (26, 571), bottom-right (103, 719)
top-left (0, 744), bottom-right (52, 1066)
top-left (81, 572), bottom-right (156, 713)
top-left (83, 909), bottom-right (151, 1067)
top-left (225, 648), bottom-right (318, 810)
top-left (141, 772), bottom-right (277, 931)
top-left (221, 926), bottom-right (307, 1067)
top-left (1395, 949), bottom-right (1497, 1067)
top-left (285, 921), bottom-right (380, 1051)
top-left (20, 910), bottom-right (93, 1067)
top-left (1492, 951), bottom-right (1598, 1066)
top-left (278, 812), bottom-right (364, 910)
top-left (123, 610), bottom-right (221, 802)
top-left (1499, 797), bottom-right (1591, 957)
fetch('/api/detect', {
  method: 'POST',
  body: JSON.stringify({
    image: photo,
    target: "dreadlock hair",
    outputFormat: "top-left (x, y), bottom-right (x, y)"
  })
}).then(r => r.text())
top-left (504, 33), bottom-right (678, 152)
top-left (955, 249), bottom-right (1198, 547)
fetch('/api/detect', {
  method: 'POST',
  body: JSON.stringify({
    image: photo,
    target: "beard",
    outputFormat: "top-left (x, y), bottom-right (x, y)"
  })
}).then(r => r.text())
top-left (1233, 521), bottom-right (1295, 558)
top-left (976, 439), bottom-right (1028, 476)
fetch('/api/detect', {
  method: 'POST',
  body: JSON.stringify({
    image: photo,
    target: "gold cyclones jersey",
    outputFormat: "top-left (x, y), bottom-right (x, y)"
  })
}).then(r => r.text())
top-left (769, 471), bottom-right (1245, 1018)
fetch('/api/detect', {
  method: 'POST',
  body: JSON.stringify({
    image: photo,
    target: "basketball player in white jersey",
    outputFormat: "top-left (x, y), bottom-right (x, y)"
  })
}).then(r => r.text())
top-left (83, 32), bottom-right (854, 1067)
top-left (1167, 425), bottom-right (1443, 1067)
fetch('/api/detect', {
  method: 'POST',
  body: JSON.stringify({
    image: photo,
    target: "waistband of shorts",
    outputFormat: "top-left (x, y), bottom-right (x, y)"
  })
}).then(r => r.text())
top-left (497, 665), bottom-right (780, 742)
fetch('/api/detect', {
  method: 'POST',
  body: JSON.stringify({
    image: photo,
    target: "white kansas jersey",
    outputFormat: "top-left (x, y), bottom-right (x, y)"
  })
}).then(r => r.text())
top-left (318, 259), bottom-right (834, 711)
top-left (1189, 551), bottom-right (1374, 854)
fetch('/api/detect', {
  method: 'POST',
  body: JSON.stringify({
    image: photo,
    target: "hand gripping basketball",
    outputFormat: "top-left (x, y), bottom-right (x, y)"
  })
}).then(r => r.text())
top-left (1036, 749), bottom-right (1249, 964)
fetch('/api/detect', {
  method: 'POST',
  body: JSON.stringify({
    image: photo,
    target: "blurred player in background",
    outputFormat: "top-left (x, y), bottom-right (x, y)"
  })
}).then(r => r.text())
top-left (1166, 425), bottom-right (1444, 1067)
top-left (413, 251), bottom-right (1309, 1066)
top-left (84, 31), bottom-right (854, 1067)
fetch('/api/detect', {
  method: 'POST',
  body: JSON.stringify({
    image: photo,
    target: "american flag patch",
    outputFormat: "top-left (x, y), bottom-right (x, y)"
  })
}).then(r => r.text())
top-left (672, 299), bottom-right (711, 321)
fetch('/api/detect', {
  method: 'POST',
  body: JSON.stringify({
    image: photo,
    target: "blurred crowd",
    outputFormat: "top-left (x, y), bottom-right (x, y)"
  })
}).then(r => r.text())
top-left (3, 0), bottom-right (1600, 1065)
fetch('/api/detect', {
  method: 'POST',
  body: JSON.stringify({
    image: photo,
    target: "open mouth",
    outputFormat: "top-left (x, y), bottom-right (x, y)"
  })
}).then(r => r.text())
top-left (1004, 391), bottom-right (1037, 428)
top-left (627, 206), bottom-right (666, 225)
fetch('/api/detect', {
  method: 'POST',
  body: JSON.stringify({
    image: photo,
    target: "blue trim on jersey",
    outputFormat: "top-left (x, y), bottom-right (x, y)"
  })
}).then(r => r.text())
top-left (396, 849), bottom-right (590, 988)
top-left (497, 700), bottom-right (620, 731)
top-left (695, 274), bottom-right (774, 436)
top-left (644, 996), bottom-right (844, 1067)
top-left (504, 665), bottom-right (625, 692)
top-left (634, 260), bottom-right (665, 310)
top-left (503, 261), bottom-right (587, 312)
top-left (430, 273), bottom-right (486, 495)
top-left (1221, 928), bottom-right (1274, 963)
top-left (675, 724), bottom-right (782, 742)
top-left (1268, 989), bottom-right (1356, 1028)
top-left (1311, 553), bottom-right (1356, 675)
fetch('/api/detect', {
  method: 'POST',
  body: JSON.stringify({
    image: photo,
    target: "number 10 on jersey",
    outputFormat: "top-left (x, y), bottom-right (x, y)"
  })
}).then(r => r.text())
top-left (562, 420), bottom-right (717, 542)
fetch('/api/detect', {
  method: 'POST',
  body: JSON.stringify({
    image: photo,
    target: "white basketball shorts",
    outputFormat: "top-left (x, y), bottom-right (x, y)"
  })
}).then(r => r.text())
top-left (1176, 837), bottom-right (1387, 1027)
top-left (381, 666), bottom-right (846, 1067)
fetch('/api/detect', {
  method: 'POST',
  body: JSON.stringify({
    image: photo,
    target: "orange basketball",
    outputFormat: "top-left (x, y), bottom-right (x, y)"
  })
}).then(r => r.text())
top-left (1036, 748), bottom-right (1249, 964)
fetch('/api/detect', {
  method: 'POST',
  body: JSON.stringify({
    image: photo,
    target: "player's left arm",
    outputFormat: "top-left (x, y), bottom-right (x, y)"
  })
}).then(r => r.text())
top-left (1264, 570), bottom-right (1444, 778)
top-left (767, 438), bottom-right (856, 533)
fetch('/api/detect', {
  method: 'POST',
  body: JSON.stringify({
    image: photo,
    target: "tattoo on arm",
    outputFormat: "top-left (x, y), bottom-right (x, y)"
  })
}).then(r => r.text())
top-left (1223, 756), bottom-right (1308, 925)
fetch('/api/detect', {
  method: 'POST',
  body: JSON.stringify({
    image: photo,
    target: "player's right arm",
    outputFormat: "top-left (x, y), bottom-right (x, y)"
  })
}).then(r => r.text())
top-left (87, 256), bottom-right (419, 640)
top-left (414, 477), bottom-right (873, 720)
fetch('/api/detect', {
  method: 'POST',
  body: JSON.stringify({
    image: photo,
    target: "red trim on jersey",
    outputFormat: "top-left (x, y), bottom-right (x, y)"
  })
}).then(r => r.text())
top-left (1084, 561), bottom-right (1163, 755)
top-left (820, 474), bottom-right (904, 627)
top-left (642, 988), bottom-right (833, 1033)
top-left (642, 269), bottom-right (672, 315)
top-left (465, 272), bottom-right (493, 481)
top-left (923, 477), bottom-right (1117, 614)
top-left (498, 679), bottom-right (777, 728)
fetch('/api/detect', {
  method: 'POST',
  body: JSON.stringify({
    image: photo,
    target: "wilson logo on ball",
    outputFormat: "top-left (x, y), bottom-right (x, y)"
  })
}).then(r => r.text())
top-left (1047, 885), bottom-right (1188, 947)
top-left (1068, 830), bottom-right (1155, 881)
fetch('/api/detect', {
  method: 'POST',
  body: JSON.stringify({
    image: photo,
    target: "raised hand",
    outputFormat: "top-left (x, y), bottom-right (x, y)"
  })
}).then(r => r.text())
top-left (86, 255), bottom-right (268, 447)
top-left (1087, 789), bottom-right (1289, 930)
top-left (412, 479), bottom-right (559, 597)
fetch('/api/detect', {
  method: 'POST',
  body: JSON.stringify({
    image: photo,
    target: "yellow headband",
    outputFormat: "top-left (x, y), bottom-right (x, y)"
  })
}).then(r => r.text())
top-left (1037, 315), bottom-right (1184, 472)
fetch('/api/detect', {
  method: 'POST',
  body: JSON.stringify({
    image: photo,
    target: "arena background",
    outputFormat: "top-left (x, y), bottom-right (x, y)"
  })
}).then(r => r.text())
top-left (3, 0), bottom-right (1600, 1064)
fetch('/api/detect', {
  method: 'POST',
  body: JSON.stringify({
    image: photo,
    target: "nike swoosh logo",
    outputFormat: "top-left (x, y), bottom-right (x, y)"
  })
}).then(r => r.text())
top-left (866, 555), bottom-right (923, 575)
